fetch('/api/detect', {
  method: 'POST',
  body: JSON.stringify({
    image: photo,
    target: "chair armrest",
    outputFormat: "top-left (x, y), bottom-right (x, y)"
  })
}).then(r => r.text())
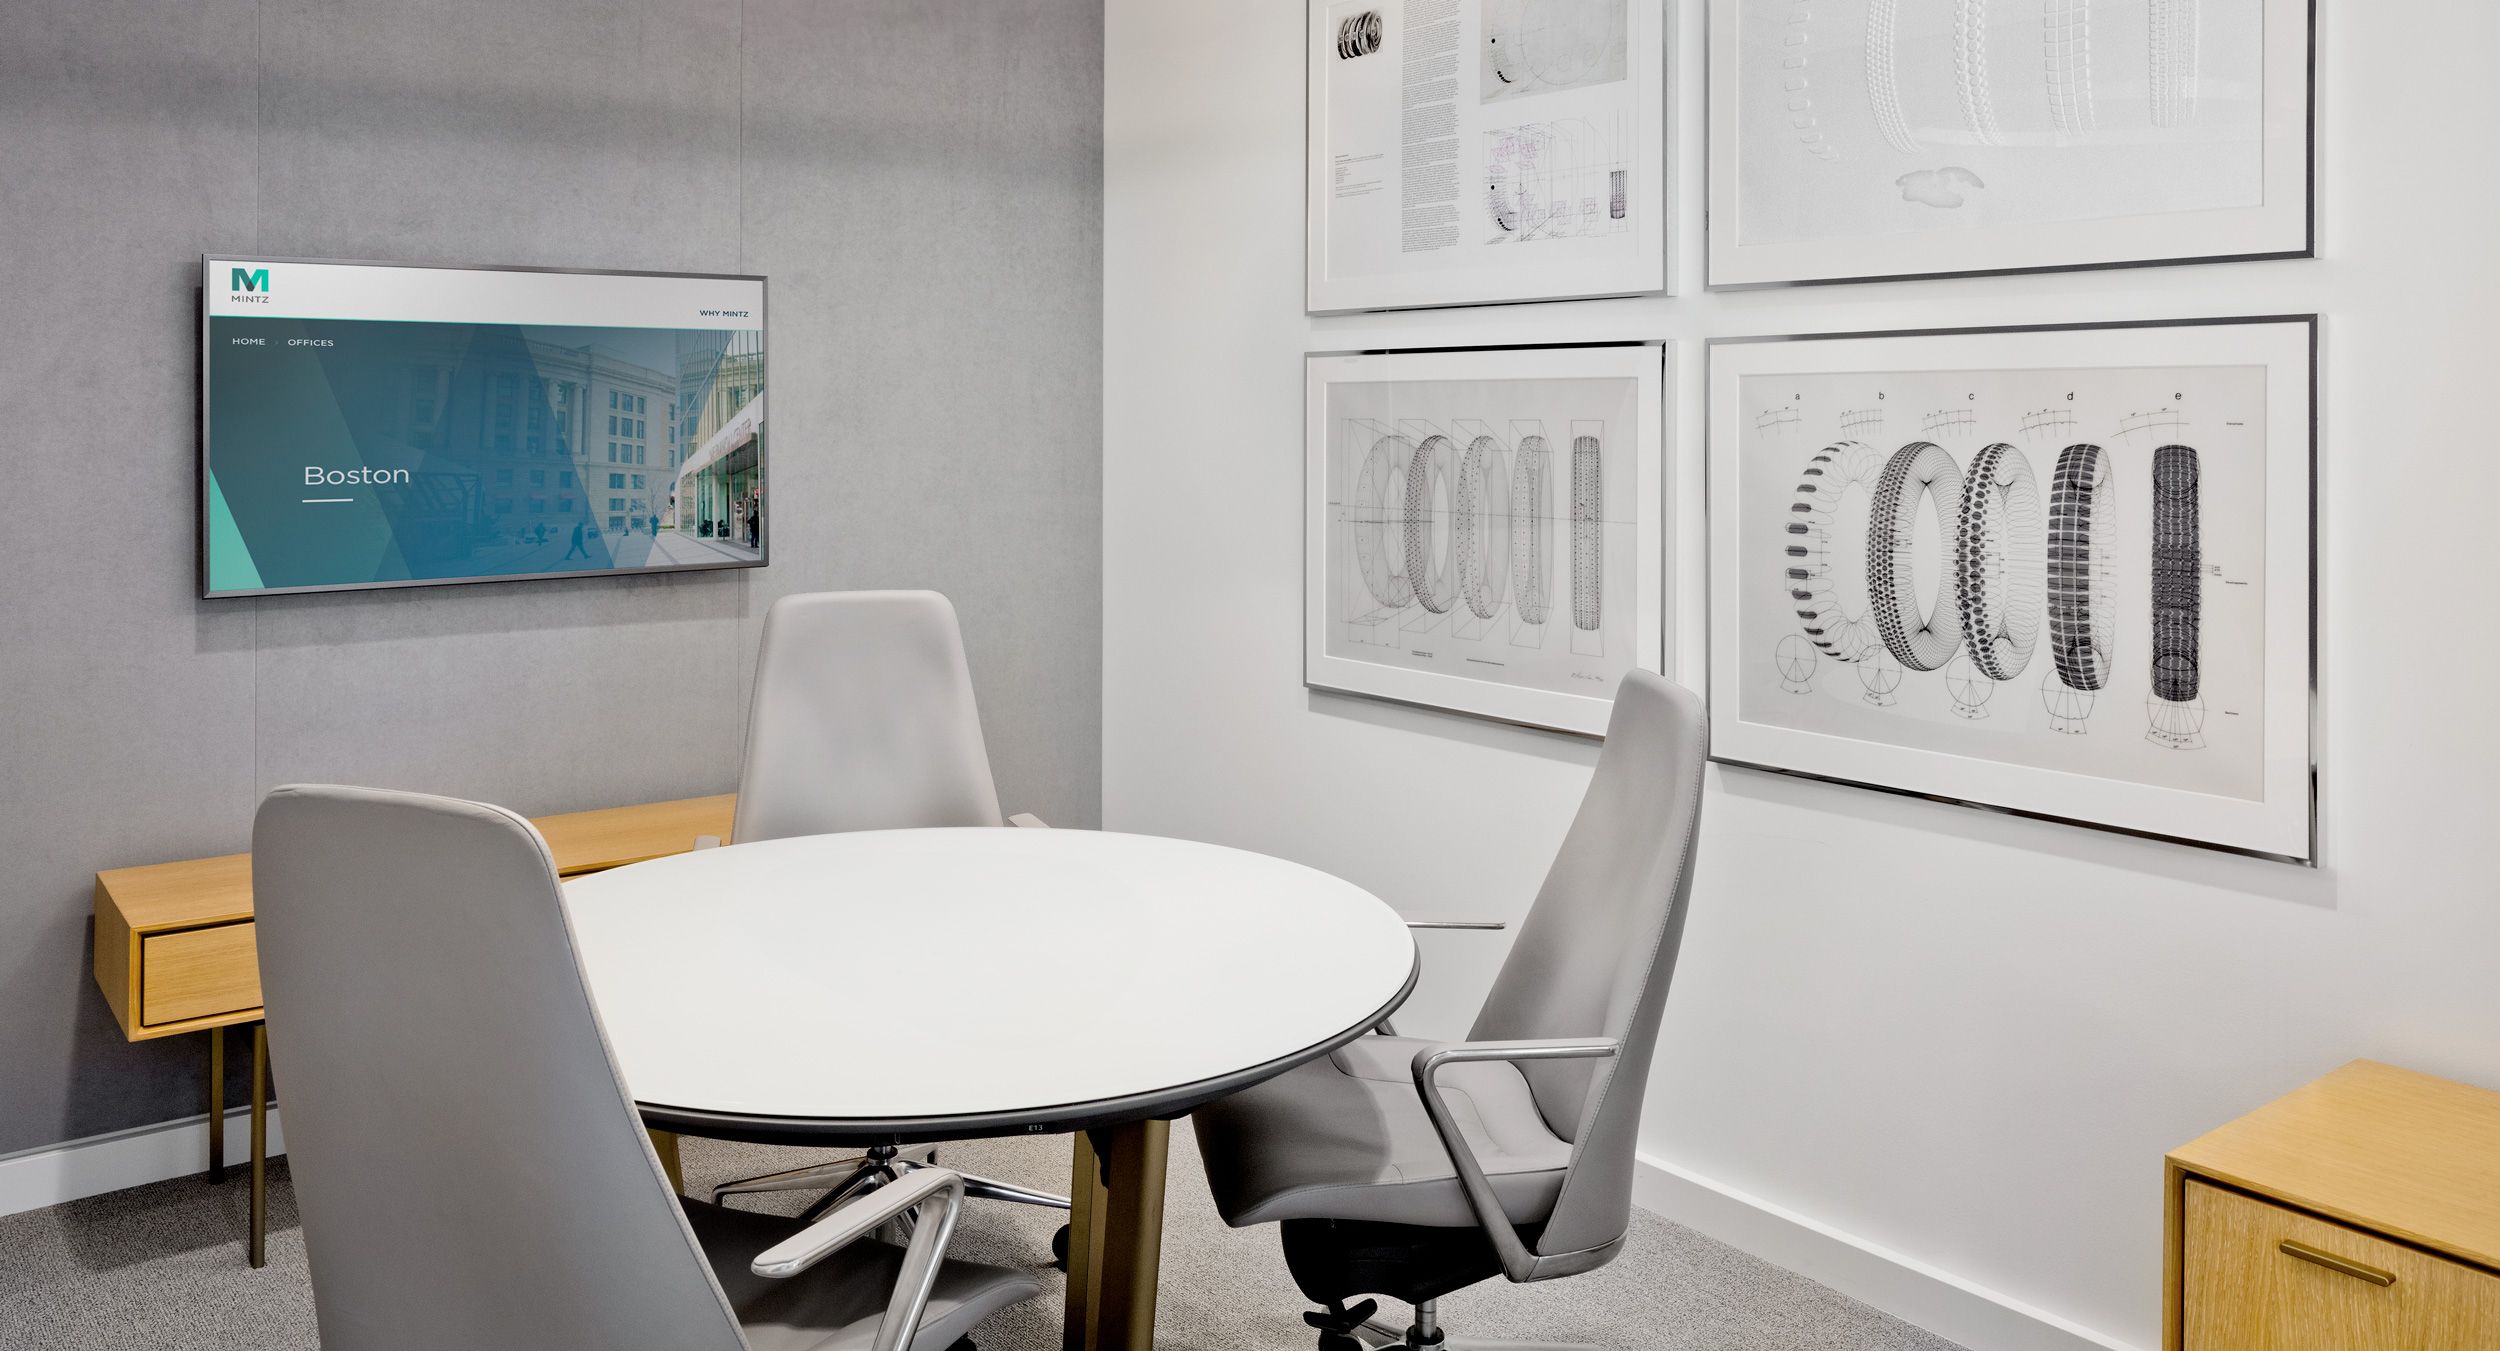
top-left (750, 1166), bottom-right (967, 1351)
top-left (1410, 1038), bottom-right (1621, 1283)
top-left (1008, 813), bottom-right (1049, 829)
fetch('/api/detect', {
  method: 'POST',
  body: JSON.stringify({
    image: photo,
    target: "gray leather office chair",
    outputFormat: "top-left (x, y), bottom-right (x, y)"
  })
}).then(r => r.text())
top-left (1192, 671), bottom-right (1708, 1351)
top-left (711, 590), bottom-right (1070, 1239)
top-left (254, 784), bottom-right (1042, 1351)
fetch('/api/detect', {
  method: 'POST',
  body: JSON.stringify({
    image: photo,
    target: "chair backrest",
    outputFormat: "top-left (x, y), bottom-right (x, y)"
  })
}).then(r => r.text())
top-left (254, 784), bottom-right (748, 1351)
top-left (732, 590), bottom-right (1006, 844)
top-left (1467, 670), bottom-right (1708, 1259)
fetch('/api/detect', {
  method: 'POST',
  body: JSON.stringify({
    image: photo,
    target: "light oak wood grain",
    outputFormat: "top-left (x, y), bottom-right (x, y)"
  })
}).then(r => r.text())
top-left (533, 794), bottom-right (736, 876)
top-left (92, 794), bottom-right (737, 1041)
top-left (2171, 1060), bottom-right (2500, 1274)
top-left (140, 923), bottom-right (261, 1027)
top-left (93, 879), bottom-right (137, 1035)
top-left (2184, 1180), bottom-right (2500, 1350)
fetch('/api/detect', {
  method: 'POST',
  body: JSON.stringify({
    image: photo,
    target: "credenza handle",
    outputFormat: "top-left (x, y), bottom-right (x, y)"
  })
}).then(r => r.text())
top-left (2278, 1238), bottom-right (2396, 1288)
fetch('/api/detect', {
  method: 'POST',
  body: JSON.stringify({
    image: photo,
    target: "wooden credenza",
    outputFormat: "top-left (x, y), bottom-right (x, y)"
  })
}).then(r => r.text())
top-left (90, 792), bottom-right (736, 1266)
top-left (2166, 1060), bottom-right (2500, 1349)
top-left (93, 793), bottom-right (737, 1040)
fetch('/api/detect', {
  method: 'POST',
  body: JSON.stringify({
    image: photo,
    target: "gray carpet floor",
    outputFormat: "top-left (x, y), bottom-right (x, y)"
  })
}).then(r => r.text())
top-left (0, 1126), bottom-right (1965, 1350)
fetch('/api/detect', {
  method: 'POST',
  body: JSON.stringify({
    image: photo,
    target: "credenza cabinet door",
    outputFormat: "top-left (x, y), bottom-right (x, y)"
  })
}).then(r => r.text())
top-left (2184, 1181), bottom-right (2500, 1350)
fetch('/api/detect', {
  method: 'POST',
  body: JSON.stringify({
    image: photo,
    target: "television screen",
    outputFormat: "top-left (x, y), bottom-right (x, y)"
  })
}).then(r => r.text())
top-left (201, 256), bottom-right (766, 597)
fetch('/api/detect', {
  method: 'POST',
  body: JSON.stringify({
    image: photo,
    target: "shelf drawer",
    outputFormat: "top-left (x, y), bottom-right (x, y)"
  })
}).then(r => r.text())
top-left (139, 923), bottom-right (260, 1027)
top-left (2184, 1180), bottom-right (2500, 1350)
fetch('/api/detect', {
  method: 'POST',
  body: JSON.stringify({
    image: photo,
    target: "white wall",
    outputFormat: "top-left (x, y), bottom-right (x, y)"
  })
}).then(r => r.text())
top-left (1104, 3), bottom-right (2500, 1349)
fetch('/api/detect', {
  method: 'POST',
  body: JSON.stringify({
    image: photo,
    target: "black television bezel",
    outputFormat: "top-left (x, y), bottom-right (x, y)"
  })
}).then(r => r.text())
top-left (198, 254), bottom-right (769, 599)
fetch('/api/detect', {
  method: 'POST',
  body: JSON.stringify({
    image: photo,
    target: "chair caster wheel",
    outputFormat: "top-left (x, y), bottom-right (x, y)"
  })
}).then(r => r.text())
top-left (1316, 1336), bottom-right (1364, 1351)
top-left (1050, 1222), bottom-right (1070, 1267)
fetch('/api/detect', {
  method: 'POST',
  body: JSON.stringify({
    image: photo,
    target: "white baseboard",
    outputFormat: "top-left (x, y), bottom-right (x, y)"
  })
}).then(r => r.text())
top-left (1632, 1153), bottom-right (2141, 1351)
top-left (0, 1107), bottom-right (287, 1218)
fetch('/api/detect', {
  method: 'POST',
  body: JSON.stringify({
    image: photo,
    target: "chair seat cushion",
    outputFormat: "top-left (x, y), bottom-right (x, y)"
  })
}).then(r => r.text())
top-left (682, 1197), bottom-right (1043, 1351)
top-left (1191, 1035), bottom-right (1573, 1231)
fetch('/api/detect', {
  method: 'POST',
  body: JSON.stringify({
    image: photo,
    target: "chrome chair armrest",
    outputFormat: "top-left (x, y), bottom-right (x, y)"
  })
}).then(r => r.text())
top-left (1007, 813), bottom-right (1049, 829)
top-left (1410, 1038), bottom-right (1622, 1284)
top-left (749, 1166), bottom-right (967, 1351)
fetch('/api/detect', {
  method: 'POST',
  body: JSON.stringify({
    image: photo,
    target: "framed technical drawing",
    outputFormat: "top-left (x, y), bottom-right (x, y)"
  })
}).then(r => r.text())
top-left (1309, 0), bottom-right (1670, 312)
top-left (1705, 0), bottom-right (2314, 287)
top-left (1704, 317), bottom-right (2316, 862)
top-left (1308, 344), bottom-right (1669, 736)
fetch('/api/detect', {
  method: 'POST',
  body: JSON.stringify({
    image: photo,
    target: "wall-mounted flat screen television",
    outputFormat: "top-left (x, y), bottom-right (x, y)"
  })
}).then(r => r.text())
top-left (201, 256), bottom-right (766, 597)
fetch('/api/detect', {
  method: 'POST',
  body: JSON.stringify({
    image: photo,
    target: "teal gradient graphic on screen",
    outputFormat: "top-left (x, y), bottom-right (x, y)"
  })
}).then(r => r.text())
top-left (200, 260), bottom-right (766, 597)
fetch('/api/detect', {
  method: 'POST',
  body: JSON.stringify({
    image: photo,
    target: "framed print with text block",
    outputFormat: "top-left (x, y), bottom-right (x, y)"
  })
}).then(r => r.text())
top-left (1312, 0), bottom-right (1670, 312)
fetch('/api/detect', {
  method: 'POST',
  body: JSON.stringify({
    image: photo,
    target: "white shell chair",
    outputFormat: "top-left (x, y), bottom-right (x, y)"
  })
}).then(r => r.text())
top-left (1190, 671), bottom-right (1709, 1351)
top-left (253, 784), bottom-right (1042, 1351)
top-left (708, 590), bottom-right (1071, 1252)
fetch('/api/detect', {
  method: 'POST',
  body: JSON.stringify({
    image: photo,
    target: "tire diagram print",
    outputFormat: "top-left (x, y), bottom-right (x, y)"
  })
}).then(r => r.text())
top-left (1784, 441), bottom-right (1882, 663)
top-left (1954, 0), bottom-right (2003, 146)
top-left (1953, 441), bottom-right (2045, 682)
top-left (1351, 435), bottom-right (1416, 609)
top-left (2149, 0), bottom-right (2200, 127)
top-left (1402, 435), bottom-right (1459, 615)
top-left (1865, 0), bottom-right (1921, 153)
top-left (2045, 443), bottom-right (2113, 691)
top-left (1570, 434), bottom-right (1602, 631)
top-left (2043, 0), bottom-right (2095, 136)
top-left (1776, 636), bottom-right (1820, 694)
top-left (1868, 442), bottom-right (1966, 672)
top-left (1338, 10), bottom-right (1383, 59)
top-left (1455, 435), bottom-right (1513, 620)
top-left (1510, 436), bottom-right (1551, 625)
top-left (2149, 444), bottom-right (2201, 702)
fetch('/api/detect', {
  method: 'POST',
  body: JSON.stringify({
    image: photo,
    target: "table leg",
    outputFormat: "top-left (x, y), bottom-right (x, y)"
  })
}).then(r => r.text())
top-left (206, 1025), bottom-right (226, 1183)
top-left (249, 1022), bottom-right (268, 1270)
top-left (1061, 1119), bottom-right (1169, 1351)
top-left (1063, 1132), bottom-right (1108, 1347)
top-left (649, 1130), bottom-right (685, 1194)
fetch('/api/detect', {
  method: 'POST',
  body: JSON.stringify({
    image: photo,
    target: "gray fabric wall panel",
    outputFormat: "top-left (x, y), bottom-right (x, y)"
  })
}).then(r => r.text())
top-left (252, 0), bottom-right (745, 271)
top-left (249, 580), bottom-right (749, 815)
top-left (0, 0), bottom-right (1103, 1158)
top-left (0, 0), bottom-right (266, 1151)
top-left (736, 0), bottom-right (1104, 830)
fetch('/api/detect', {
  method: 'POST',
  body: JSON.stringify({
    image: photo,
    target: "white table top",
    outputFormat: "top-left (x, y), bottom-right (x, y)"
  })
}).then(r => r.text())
top-left (564, 828), bottom-right (1417, 1141)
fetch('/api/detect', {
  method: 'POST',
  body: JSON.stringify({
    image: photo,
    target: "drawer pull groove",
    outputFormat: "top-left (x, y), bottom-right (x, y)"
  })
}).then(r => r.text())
top-left (2277, 1238), bottom-right (2396, 1288)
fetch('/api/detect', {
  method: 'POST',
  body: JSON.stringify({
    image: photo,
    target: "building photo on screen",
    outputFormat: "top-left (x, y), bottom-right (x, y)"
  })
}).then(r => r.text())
top-left (200, 257), bottom-right (766, 597)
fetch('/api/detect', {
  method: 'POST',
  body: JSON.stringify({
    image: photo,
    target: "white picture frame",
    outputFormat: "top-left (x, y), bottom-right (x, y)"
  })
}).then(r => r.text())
top-left (1705, 0), bottom-right (2314, 288)
top-left (1703, 317), bottom-right (2317, 863)
top-left (1309, 0), bottom-right (1671, 313)
top-left (1308, 344), bottom-right (1670, 736)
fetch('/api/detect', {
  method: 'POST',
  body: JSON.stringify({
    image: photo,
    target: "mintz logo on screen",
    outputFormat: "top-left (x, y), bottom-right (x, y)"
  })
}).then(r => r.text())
top-left (229, 267), bottom-right (271, 303)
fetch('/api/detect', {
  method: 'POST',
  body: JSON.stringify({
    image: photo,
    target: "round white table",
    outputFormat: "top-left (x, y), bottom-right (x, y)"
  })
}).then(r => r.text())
top-left (564, 827), bottom-right (1418, 1351)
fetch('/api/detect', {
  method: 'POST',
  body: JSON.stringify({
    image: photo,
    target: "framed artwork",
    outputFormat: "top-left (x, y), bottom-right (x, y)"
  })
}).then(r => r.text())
top-left (1705, 0), bottom-right (2314, 287)
top-left (1704, 317), bottom-right (2316, 862)
top-left (1308, 344), bottom-right (1669, 736)
top-left (1308, 0), bottom-right (1670, 313)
